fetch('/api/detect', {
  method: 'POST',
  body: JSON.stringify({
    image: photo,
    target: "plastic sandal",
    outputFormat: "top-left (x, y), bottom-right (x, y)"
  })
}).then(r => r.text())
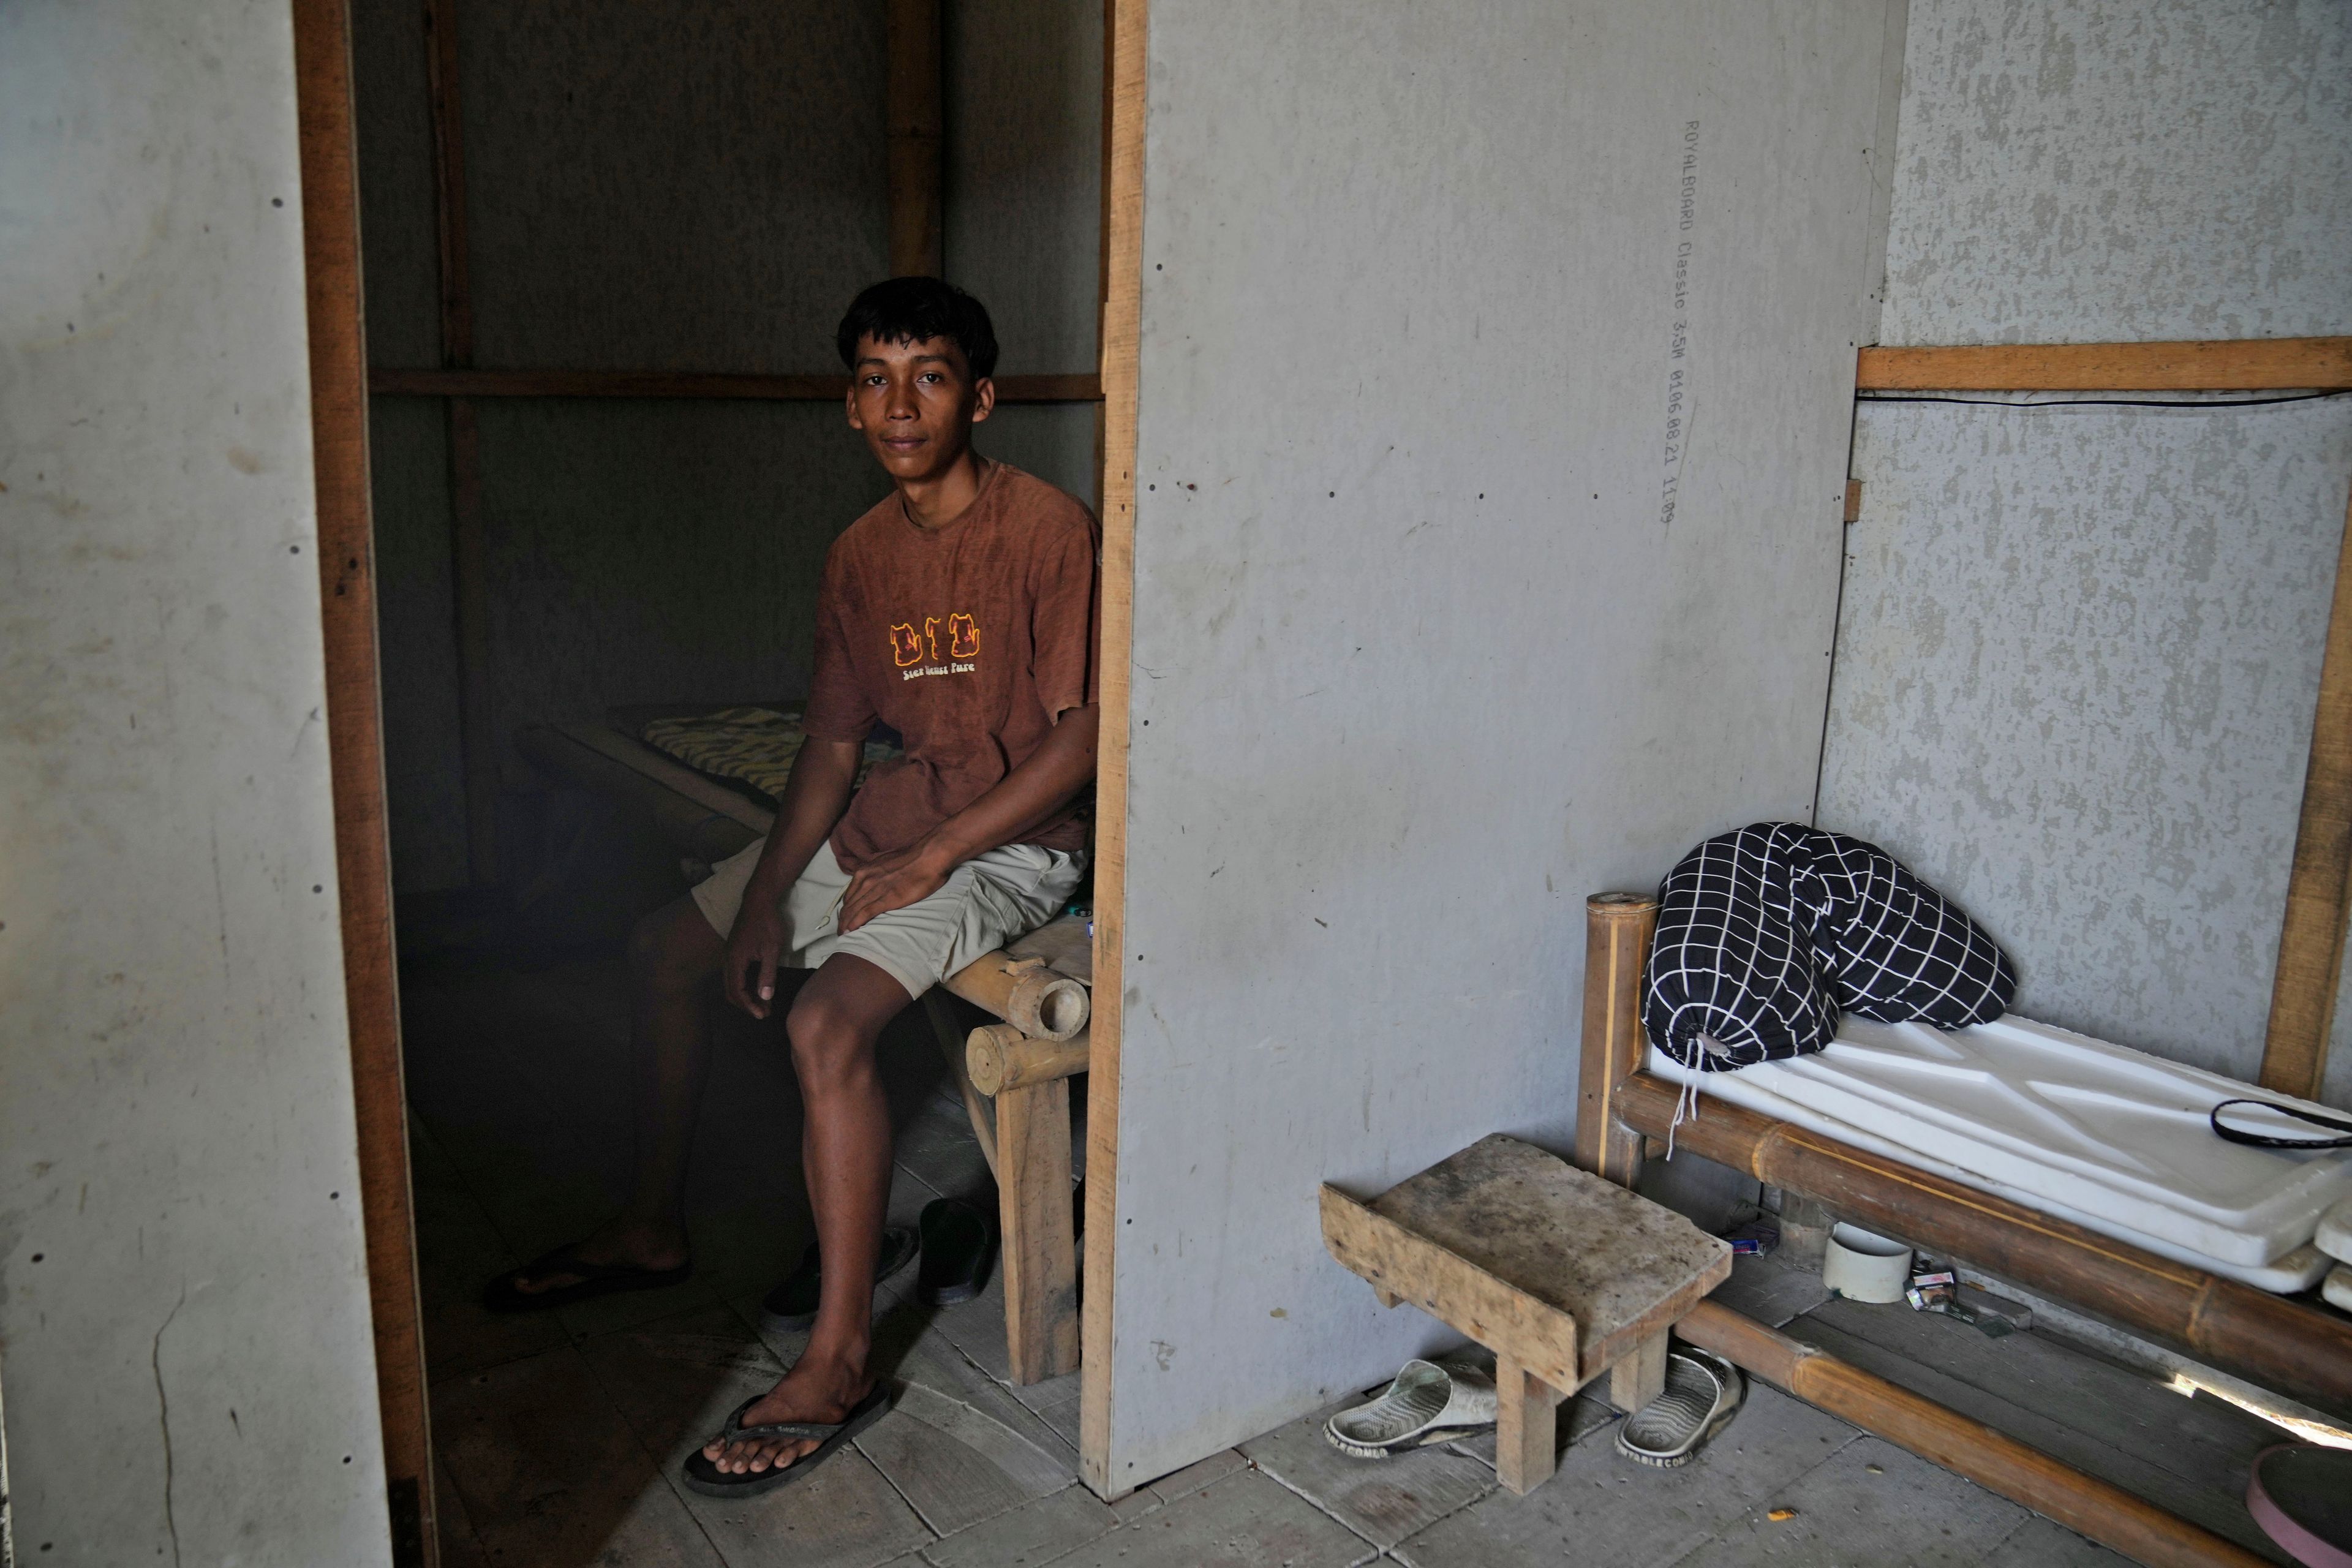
top-left (481, 1242), bottom-right (691, 1314)
top-left (917, 1198), bottom-right (997, 1306)
top-left (1325, 1357), bottom-right (1498, 1458)
top-left (761, 1226), bottom-right (919, 1332)
top-left (2247, 1444), bottom-right (2352, 1567)
top-left (2316, 1195), bottom-right (2351, 1265)
top-left (680, 1383), bottom-right (894, 1498)
top-left (1615, 1348), bottom-right (1744, 1468)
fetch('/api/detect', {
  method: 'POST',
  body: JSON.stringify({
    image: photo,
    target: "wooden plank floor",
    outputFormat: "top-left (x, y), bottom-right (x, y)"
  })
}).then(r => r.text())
top-left (403, 954), bottom-right (2291, 1566)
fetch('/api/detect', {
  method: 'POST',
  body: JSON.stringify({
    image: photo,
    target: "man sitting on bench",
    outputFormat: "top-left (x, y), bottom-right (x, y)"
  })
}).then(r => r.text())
top-left (482, 277), bottom-right (1100, 1493)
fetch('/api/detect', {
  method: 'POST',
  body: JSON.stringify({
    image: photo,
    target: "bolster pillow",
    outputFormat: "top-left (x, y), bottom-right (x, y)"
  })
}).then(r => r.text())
top-left (1643, 821), bottom-right (2016, 1072)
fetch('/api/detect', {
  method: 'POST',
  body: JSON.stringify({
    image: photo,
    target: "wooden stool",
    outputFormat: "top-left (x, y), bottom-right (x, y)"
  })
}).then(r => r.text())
top-left (1321, 1134), bottom-right (1732, 1492)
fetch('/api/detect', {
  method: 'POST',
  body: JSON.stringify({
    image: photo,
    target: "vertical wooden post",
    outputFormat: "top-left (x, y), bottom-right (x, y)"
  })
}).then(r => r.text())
top-left (1577, 892), bottom-right (1659, 1187)
top-left (1607, 1327), bottom-right (1670, 1414)
top-left (290, 0), bottom-right (437, 1560)
top-left (1493, 1355), bottom-right (1566, 1495)
top-left (885, 0), bottom-right (944, 277)
top-left (2261, 484), bottom-right (2352, 1103)
top-left (423, 0), bottom-right (499, 885)
top-left (998, 1079), bottom-right (1081, 1383)
top-left (1079, 0), bottom-right (1146, 1499)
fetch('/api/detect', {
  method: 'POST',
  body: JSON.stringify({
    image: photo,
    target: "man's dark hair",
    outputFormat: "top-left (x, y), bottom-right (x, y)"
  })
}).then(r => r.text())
top-left (836, 277), bottom-right (999, 381)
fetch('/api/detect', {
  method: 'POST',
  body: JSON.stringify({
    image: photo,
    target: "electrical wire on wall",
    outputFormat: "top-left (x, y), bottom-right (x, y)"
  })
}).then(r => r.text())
top-left (1859, 390), bottom-right (2352, 412)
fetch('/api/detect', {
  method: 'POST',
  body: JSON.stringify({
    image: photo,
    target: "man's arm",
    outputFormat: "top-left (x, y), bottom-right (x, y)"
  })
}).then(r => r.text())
top-left (838, 703), bottom-right (1099, 934)
top-left (723, 734), bottom-right (862, 1018)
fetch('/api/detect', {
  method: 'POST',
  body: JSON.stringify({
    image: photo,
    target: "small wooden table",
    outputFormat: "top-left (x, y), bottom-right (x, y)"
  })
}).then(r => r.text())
top-left (1321, 1134), bottom-right (1732, 1492)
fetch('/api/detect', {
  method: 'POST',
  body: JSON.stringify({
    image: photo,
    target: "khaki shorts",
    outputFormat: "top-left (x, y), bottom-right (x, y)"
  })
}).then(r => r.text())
top-left (692, 837), bottom-right (1086, 1002)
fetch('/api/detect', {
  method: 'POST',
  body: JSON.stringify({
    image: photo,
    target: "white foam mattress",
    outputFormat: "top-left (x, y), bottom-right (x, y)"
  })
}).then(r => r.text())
top-left (1649, 1012), bottom-right (2352, 1293)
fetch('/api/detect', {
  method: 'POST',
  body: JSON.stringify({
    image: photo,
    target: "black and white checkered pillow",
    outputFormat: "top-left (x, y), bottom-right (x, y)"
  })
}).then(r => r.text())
top-left (1643, 822), bottom-right (2015, 1072)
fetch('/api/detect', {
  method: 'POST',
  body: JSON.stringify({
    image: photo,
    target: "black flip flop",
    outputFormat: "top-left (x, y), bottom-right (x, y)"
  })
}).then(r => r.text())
top-left (481, 1242), bottom-right (692, 1314)
top-left (679, 1383), bottom-right (893, 1498)
top-left (917, 1197), bottom-right (997, 1306)
top-left (760, 1225), bottom-right (919, 1333)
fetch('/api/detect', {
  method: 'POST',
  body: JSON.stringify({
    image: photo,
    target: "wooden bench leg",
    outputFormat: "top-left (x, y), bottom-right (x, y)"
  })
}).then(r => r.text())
top-left (922, 990), bottom-right (998, 1177)
top-left (1494, 1354), bottom-right (1566, 1494)
top-left (1608, 1327), bottom-right (1670, 1414)
top-left (997, 1077), bottom-right (1079, 1383)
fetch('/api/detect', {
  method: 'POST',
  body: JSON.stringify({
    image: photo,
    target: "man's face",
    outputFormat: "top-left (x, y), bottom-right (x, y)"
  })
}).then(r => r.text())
top-left (845, 333), bottom-right (994, 483)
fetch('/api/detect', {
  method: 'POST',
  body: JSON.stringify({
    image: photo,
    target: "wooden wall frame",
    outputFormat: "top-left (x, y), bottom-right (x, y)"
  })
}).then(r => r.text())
top-left (2263, 484), bottom-right (2352, 1102)
top-left (1856, 336), bottom-right (2352, 393)
top-left (1079, 0), bottom-right (1145, 1499)
top-left (289, 0), bottom-right (437, 1561)
top-left (368, 369), bottom-right (1101, 402)
top-left (1854, 337), bottom-right (2352, 1103)
top-left (886, 0), bottom-right (945, 278)
top-left (422, 0), bottom-right (499, 888)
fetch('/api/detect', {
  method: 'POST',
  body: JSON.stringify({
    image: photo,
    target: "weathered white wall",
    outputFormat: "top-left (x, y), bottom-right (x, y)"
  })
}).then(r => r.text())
top-left (1823, 400), bottom-right (2352, 1096)
top-left (0, 1), bottom-right (393, 1562)
top-left (1107, 0), bottom-right (1899, 1483)
top-left (1822, 0), bottom-right (2352, 1110)
top-left (1879, 0), bottom-right (2351, 345)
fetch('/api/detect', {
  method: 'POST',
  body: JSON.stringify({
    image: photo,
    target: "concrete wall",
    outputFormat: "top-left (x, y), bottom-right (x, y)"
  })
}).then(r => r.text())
top-left (1878, 0), bottom-right (2351, 346)
top-left (1823, 399), bottom-right (2352, 1094)
top-left (1820, 0), bottom-right (2352, 1109)
top-left (358, 0), bottom-right (1103, 893)
top-left (0, 1), bottom-right (393, 1561)
top-left (1105, 0), bottom-right (1901, 1483)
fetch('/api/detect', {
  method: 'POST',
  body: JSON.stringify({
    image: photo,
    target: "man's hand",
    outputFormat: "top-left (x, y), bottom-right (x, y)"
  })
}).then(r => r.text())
top-left (722, 899), bottom-right (791, 1019)
top-left (840, 840), bottom-right (954, 934)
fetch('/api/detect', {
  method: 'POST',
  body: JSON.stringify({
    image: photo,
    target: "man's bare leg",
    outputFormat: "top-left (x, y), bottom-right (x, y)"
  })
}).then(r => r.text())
top-left (507, 895), bottom-right (725, 1293)
top-left (704, 951), bottom-right (908, 1475)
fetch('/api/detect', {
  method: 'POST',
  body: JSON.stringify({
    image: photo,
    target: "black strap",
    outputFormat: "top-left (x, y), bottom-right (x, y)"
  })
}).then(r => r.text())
top-left (2209, 1097), bottom-right (2352, 1150)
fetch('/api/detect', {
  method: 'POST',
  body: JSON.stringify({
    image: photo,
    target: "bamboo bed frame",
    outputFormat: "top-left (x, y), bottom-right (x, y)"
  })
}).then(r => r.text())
top-left (1576, 892), bottom-right (2352, 1568)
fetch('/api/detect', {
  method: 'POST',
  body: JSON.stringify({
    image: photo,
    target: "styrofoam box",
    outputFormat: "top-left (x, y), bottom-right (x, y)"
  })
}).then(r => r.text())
top-left (2320, 1197), bottom-right (2352, 1265)
top-left (1649, 1014), bottom-right (2352, 1292)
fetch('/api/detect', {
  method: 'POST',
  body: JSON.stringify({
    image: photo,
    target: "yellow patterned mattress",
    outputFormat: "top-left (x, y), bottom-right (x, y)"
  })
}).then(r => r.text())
top-left (638, 706), bottom-right (899, 799)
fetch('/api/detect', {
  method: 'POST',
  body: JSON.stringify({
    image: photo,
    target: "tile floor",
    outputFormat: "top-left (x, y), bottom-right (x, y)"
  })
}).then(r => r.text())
top-left (405, 952), bottom-right (2285, 1567)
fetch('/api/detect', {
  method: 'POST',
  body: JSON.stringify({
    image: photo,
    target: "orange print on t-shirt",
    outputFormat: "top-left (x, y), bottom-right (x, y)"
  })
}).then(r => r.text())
top-left (889, 623), bottom-right (924, 666)
top-left (948, 613), bottom-right (980, 659)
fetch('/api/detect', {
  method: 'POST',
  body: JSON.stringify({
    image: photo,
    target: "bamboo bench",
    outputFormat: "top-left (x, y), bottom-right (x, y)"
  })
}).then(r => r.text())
top-left (1320, 1134), bottom-right (1732, 1492)
top-left (1577, 890), bottom-right (2341, 1568)
top-left (925, 923), bottom-right (1092, 1386)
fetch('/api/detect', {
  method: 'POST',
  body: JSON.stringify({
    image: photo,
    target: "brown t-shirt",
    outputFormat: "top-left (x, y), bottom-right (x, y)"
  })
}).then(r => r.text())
top-left (804, 460), bottom-right (1100, 871)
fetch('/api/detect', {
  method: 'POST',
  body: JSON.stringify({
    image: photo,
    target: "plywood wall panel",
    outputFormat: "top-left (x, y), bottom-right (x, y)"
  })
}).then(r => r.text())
top-left (1104, 0), bottom-right (1897, 1483)
top-left (370, 398), bottom-right (471, 893)
top-left (351, 0), bottom-right (441, 369)
top-left (1879, 0), bottom-right (2352, 347)
top-left (944, 0), bottom-right (1103, 375)
top-left (459, 0), bottom-right (886, 372)
top-left (472, 400), bottom-right (888, 780)
top-left (0, 1), bottom-right (393, 1556)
